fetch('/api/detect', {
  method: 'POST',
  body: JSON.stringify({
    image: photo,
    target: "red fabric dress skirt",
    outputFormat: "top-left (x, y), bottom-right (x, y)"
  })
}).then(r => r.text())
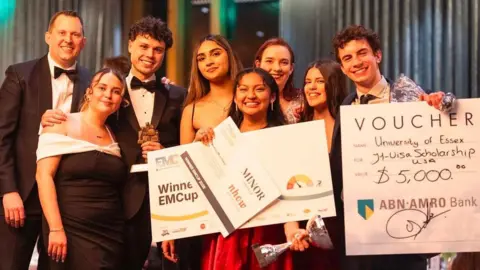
top-left (201, 224), bottom-right (293, 270)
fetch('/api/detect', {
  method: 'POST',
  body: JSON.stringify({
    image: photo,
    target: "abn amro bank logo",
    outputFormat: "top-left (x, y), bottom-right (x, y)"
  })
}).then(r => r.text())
top-left (358, 199), bottom-right (374, 220)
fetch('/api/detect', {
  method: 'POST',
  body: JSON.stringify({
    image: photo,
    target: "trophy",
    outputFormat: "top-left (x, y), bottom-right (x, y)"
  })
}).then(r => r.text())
top-left (252, 215), bottom-right (333, 268)
top-left (131, 122), bottom-right (159, 173)
top-left (391, 74), bottom-right (456, 112)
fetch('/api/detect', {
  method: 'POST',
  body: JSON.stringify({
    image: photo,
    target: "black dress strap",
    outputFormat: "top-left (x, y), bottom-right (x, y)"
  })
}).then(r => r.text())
top-left (191, 102), bottom-right (196, 125)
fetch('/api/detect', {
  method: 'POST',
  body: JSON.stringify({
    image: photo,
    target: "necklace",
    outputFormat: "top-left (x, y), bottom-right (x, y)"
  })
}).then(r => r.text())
top-left (81, 117), bottom-right (105, 139)
top-left (210, 100), bottom-right (232, 113)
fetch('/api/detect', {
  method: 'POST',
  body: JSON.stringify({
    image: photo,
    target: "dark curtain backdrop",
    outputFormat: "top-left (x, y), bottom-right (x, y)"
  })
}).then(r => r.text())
top-left (280, 0), bottom-right (479, 98)
top-left (0, 0), bottom-right (123, 81)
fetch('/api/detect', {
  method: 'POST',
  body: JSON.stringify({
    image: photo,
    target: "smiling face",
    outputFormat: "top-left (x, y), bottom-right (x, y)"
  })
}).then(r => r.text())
top-left (196, 40), bottom-right (229, 82)
top-left (255, 45), bottom-right (293, 90)
top-left (86, 72), bottom-right (124, 115)
top-left (45, 15), bottom-right (86, 68)
top-left (304, 67), bottom-right (327, 109)
top-left (235, 72), bottom-right (275, 118)
top-left (338, 39), bottom-right (382, 90)
top-left (128, 34), bottom-right (166, 80)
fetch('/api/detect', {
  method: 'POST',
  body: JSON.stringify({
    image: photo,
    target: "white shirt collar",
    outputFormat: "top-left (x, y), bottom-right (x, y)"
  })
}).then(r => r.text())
top-left (47, 53), bottom-right (77, 79)
top-left (126, 70), bottom-right (156, 85)
top-left (355, 76), bottom-right (388, 99)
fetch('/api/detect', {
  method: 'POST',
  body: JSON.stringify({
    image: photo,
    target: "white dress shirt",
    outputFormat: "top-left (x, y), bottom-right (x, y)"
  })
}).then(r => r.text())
top-left (48, 53), bottom-right (76, 112)
top-left (126, 72), bottom-right (156, 127)
top-left (353, 76), bottom-right (390, 105)
top-left (38, 54), bottom-right (77, 135)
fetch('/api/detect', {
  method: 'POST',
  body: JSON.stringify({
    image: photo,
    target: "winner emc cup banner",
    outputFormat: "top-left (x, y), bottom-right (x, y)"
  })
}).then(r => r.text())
top-left (148, 117), bottom-right (336, 241)
top-left (341, 99), bottom-right (480, 255)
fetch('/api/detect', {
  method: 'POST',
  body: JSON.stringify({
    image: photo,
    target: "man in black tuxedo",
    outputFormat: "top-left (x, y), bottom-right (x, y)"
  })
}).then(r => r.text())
top-left (0, 10), bottom-right (90, 270)
top-left (113, 16), bottom-right (186, 270)
top-left (329, 25), bottom-right (446, 270)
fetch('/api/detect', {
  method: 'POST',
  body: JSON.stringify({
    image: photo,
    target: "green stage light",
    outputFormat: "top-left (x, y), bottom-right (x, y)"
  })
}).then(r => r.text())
top-left (0, 0), bottom-right (16, 26)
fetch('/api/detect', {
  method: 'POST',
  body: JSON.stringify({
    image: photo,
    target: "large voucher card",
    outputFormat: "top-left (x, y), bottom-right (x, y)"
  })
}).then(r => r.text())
top-left (341, 99), bottom-right (480, 255)
top-left (240, 120), bottom-right (336, 228)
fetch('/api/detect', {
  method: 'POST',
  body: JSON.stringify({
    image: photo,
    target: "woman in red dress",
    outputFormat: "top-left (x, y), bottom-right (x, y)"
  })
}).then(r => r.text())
top-left (196, 68), bottom-right (292, 270)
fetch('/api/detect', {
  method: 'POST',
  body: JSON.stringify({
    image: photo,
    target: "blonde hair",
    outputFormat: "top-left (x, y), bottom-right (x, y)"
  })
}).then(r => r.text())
top-left (184, 35), bottom-right (243, 107)
top-left (80, 68), bottom-right (127, 112)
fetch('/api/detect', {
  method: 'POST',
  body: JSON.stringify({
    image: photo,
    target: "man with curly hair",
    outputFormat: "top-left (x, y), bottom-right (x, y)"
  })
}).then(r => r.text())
top-left (329, 25), bottom-right (446, 270)
top-left (118, 16), bottom-right (186, 270)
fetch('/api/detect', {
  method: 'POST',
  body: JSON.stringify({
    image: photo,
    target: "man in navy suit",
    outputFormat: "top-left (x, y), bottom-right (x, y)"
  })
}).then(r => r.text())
top-left (0, 10), bottom-right (91, 270)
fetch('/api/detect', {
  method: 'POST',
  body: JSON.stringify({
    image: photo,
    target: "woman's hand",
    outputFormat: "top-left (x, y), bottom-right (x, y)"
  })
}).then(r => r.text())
top-left (193, 127), bottom-right (215, 145)
top-left (161, 240), bottom-right (178, 263)
top-left (285, 222), bottom-right (310, 252)
top-left (49, 230), bottom-right (67, 263)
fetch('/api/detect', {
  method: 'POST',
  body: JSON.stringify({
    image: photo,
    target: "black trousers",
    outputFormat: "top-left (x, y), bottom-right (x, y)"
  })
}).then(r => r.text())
top-left (124, 194), bottom-right (153, 270)
top-left (342, 254), bottom-right (427, 270)
top-left (0, 215), bottom-right (48, 270)
top-left (0, 187), bottom-right (48, 270)
top-left (124, 194), bottom-right (202, 270)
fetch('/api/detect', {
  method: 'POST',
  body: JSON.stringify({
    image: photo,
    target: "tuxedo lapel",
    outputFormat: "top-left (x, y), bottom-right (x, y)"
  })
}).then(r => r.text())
top-left (70, 68), bottom-right (89, 112)
top-left (34, 56), bottom-right (53, 124)
top-left (123, 91), bottom-right (141, 131)
top-left (331, 93), bottom-right (356, 157)
top-left (151, 84), bottom-right (167, 129)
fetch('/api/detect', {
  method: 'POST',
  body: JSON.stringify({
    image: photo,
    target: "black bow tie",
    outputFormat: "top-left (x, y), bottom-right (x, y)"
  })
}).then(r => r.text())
top-left (130, 76), bottom-right (157, 93)
top-left (54, 66), bottom-right (77, 81)
top-left (359, 94), bottom-right (377, 104)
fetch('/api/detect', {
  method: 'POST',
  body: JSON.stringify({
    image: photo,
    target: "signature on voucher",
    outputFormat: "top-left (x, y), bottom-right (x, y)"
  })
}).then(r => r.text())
top-left (385, 204), bottom-right (451, 240)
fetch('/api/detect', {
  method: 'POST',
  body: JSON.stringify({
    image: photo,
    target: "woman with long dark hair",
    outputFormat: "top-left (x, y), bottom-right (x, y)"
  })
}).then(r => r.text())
top-left (197, 68), bottom-right (292, 270)
top-left (285, 59), bottom-right (348, 270)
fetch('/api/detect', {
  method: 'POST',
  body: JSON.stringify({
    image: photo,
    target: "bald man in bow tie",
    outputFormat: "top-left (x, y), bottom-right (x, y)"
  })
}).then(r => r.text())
top-left (0, 10), bottom-right (91, 270)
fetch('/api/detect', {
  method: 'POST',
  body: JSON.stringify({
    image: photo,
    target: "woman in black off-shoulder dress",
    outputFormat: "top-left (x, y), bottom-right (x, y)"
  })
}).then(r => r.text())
top-left (36, 68), bottom-right (129, 269)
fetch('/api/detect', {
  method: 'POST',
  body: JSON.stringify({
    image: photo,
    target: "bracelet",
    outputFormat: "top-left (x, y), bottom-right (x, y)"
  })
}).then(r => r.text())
top-left (50, 227), bottom-right (64, 232)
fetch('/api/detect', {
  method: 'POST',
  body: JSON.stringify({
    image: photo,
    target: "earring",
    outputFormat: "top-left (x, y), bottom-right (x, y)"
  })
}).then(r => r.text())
top-left (270, 102), bottom-right (273, 111)
top-left (235, 103), bottom-right (238, 112)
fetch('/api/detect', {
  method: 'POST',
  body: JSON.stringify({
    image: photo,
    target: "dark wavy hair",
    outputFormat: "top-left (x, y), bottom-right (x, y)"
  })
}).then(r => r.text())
top-left (128, 16), bottom-right (173, 49)
top-left (254, 37), bottom-right (300, 101)
top-left (332, 25), bottom-right (381, 63)
top-left (228, 68), bottom-right (285, 127)
top-left (103, 56), bottom-right (130, 77)
top-left (300, 59), bottom-right (347, 121)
